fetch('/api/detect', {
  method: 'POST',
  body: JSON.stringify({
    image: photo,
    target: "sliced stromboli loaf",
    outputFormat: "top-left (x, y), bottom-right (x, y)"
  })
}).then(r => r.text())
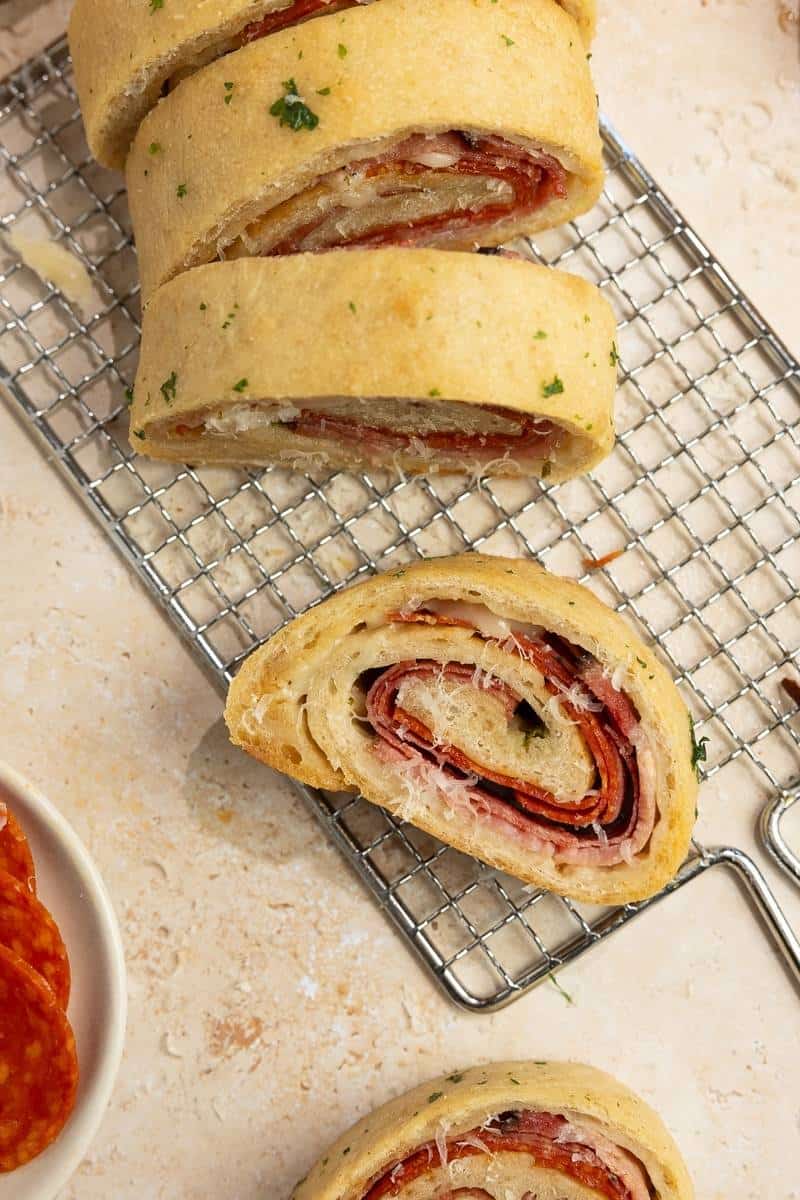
top-left (69, 0), bottom-right (598, 169)
top-left (125, 0), bottom-right (603, 301)
top-left (291, 1060), bottom-right (694, 1200)
top-left (225, 554), bottom-right (697, 905)
top-left (129, 250), bottom-right (617, 480)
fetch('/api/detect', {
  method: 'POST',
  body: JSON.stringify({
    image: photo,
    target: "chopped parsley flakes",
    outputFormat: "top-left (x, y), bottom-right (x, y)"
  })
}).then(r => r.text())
top-left (542, 375), bottom-right (564, 397)
top-left (533, 329), bottom-right (547, 340)
top-left (689, 715), bottom-right (709, 778)
top-left (148, 141), bottom-right (162, 155)
top-left (149, 0), bottom-right (163, 12)
top-left (337, 42), bottom-right (348, 58)
top-left (610, 341), bottom-right (620, 366)
top-left (232, 378), bottom-right (248, 392)
top-left (223, 81), bottom-right (235, 105)
top-left (159, 371), bottom-right (177, 405)
top-left (269, 78), bottom-right (320, 131)
top-left (501, 34), bottom-right (515, 46)
top-left (176, 182), bottom-right (187, 198)
top-left (548, 973), bottom-right (575, 1005)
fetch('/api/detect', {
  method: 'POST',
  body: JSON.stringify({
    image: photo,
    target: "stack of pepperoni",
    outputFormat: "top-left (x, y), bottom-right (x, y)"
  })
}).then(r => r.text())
top-left (0, 799), bottom-right (78, 1174)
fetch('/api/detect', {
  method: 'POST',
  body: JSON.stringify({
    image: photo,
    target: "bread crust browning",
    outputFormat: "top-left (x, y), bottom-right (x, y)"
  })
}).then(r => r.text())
top-left (225, 555), bottom-right (698, 904)
top-left (130, 250), bottom-right (616, 480)
top-left (124, 0), bottom-right (603, 300)
top-left (291, 1060), bottom-right (693, 1200)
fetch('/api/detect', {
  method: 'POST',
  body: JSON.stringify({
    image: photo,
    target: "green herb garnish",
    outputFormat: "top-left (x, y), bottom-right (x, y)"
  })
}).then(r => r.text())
top-left (133, 428), bottom-right (145, 439)
top-left (159, 371), bottom-right (177, 405)
top-left (689, 714), bottom-right (708, 778)
top-left (533, 329), bottom-right (547, 340)
top-left (542, 375), bottom-right (564, 397)
top-left (428, 387), bottom-right (441, 397)
top-left (269, 78), bottom-right (320, 131)
top-left (223, 81), bottom-right (235, 105)
top-left (125, 387), bottom-right (134, 405)
top-left (316, 86), bottom-right (331, 95)
top-left (176, 182), bottom-right (187, 198)
top-left (501, 34), bottom-right (515, 46)
top-left (447, 1073), bottom-right (464, 1083)
top-left (232, 378), bottom-right (248, 392)
top-left (149, 0), bottom-right (163, 12)
top-left (337, 42), bottom-right (348, 58)
top-left (610, 341), bottom-right (620, 366)
top-left (148, 141), bottom-right (162, 155)
top-left (548, 973), bottom-right (574, 1005)
top-left (428, 1092), bottom-right (443, 1103)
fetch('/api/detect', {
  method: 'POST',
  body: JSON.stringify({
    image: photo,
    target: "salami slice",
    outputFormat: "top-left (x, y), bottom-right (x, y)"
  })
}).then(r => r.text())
top-left (0, 871), bottom-right (70, 1009)
top-left (0, 807), bottom-right (36, 893)
top-left (0, 944), bottom-right (79, 1172)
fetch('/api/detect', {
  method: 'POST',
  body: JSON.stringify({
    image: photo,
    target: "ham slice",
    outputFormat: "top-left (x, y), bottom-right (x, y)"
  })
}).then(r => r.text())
top-left (364, 611), bottom-right (656, 867)
top-left (364, 1110), bottom-right (652, 1200)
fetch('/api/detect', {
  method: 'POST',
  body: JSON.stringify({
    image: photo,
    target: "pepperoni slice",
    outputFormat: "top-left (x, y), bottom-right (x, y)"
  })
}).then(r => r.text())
top-left (0, 871), bottom-right (70, 1009)
top-left (0, 808), bottom-right (36, 894)
top-left (0, 944), bottom-right (78, 1172)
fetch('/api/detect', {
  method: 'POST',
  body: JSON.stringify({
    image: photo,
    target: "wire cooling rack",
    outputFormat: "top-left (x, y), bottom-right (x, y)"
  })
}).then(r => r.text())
top-left (2, 37), bottom-right (800, 1011)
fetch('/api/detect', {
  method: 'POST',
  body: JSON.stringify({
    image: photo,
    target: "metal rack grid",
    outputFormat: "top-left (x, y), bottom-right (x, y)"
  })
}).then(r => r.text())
top-left (2, 37), bottom-right (799, 1011)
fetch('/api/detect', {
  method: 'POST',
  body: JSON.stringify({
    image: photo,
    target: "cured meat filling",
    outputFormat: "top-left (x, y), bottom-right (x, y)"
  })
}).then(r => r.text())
top-left (171, 398), bottom-right (564, 470)
top-left (361, 605), bottom-right (656, 866)
top-left (225, 132), bottom-right (568, 257)
top-left (242, 0), bottom-right (362, 41)
top-left (363, 1110), bottom-right (653, 1200)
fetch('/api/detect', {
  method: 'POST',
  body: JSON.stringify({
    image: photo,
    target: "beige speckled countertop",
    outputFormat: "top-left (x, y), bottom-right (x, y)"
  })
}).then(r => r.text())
top-left (1, 3), bottom-right (800, 1199)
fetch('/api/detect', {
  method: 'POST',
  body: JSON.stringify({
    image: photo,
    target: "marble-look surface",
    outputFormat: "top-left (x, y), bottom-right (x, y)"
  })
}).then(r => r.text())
top-left (0, 3), bottom-right (799, 1199)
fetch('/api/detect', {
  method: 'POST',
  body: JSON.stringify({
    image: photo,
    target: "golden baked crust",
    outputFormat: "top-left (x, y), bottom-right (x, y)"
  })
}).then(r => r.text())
top-left (69, 0), bottom-right (598, 169)
top-left (130, 250), bottom-right (616, 481)
top-left (291, 1060), bottom-right (693, 1200)
top-left (225, 554), bottom-right (698, 905)
top-left (125, 0), bottom-right (603, 300)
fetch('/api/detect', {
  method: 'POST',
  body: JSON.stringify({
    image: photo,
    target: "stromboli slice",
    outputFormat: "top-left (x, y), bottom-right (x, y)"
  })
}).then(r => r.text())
top-left (70, 0), bottom-right (597, 169)
top-left (291, 1061), bottom-right (693, 1200)
top-left (225, 555), bottom-right (697, 904)
top-left (129, 250), bottom-right (616, 480)
top-left (125, 0), bottom-right (603, 301)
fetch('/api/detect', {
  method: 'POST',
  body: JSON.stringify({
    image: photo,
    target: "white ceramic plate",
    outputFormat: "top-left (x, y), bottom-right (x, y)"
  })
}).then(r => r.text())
top-left (0, 761), bottom-right (127, 1199)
